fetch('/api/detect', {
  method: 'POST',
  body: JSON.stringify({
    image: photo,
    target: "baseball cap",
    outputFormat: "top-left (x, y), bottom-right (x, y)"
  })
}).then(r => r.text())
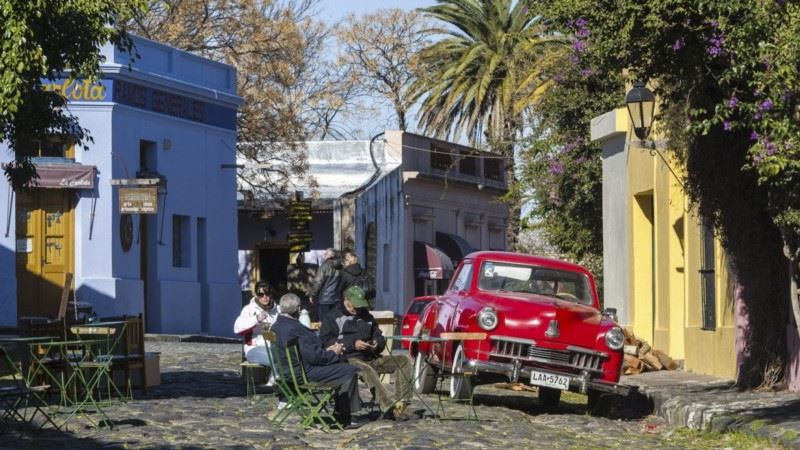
top-left (345, 285), bottom-right (369, 309)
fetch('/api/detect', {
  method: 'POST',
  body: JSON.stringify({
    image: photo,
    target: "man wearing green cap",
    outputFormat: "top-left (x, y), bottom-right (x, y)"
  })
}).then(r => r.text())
top-left (319, 285), bottom-right (412, 420)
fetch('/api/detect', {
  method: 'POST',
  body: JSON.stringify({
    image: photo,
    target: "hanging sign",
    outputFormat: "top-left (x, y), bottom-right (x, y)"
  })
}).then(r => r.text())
top-left (119, 187), bottom-right (158, 214)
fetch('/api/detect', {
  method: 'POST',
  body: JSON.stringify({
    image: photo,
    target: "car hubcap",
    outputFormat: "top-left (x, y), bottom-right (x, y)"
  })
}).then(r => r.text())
top-left (450, 345), bottom-right (464, 398)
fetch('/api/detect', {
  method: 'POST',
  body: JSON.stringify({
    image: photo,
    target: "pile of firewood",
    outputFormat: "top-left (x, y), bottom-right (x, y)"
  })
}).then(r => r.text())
top-left (622, 329), bottom-right (678, 375)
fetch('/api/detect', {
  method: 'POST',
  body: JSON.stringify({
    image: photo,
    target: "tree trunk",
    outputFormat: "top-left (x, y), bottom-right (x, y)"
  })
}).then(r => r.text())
top-left (782, 232), bottom-right (800, 348)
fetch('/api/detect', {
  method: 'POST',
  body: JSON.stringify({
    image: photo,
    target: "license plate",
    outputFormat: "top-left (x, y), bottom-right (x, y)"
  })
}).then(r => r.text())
top-left (529, 370), bottom-right (570, 390)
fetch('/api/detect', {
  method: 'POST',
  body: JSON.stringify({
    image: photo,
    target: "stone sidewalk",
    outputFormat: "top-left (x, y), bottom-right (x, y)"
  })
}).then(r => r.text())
top-left (625, 371), bottom-right (800, 448)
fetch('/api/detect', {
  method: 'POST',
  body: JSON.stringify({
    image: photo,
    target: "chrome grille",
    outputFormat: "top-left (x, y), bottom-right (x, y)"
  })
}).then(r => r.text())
top-left (490, 336), bottom-right (606, 373)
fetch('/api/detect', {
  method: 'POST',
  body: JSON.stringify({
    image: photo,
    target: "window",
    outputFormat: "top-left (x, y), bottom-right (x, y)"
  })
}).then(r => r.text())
top-left (172, 215), bottom-right (191, 267)
top-left (451, 262), bottom-right (473, 291)
top-left (430, 145), bottom-right (453, 171)
top-left (459, 151), bottom-right (478, 176)
top-left (700, 222), bottom-right (716, 330)
top-left (18, 137), bottom-right (73, 158)
top-left (484, 158), bottom-right (503, 181)
top-left (477, 261), bottom-right (593, 305)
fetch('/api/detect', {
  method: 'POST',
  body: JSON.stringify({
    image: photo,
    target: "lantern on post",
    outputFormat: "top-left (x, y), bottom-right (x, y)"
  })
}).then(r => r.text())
top-left (625, 81), bottom-right (656, 141)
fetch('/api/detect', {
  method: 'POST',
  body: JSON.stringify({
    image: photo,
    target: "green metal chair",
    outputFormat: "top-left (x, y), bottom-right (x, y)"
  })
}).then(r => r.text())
top-left (270, 334), bottom-right (343, 431)
top-left (0, 345), bottom-right (59, 431)
top-left (261, 331), bottom-right (300, 425)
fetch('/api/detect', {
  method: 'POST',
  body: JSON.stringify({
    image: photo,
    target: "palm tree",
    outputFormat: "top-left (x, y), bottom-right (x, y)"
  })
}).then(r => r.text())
top-left (411, 0), bottom-right (566, 249)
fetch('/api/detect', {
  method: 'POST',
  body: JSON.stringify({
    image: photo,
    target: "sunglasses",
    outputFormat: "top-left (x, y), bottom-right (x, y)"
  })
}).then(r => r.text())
top-left (257, 291), bottom-right (270, 297)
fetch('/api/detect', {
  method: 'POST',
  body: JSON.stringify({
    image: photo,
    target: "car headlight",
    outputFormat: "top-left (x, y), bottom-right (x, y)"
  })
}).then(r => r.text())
top-left (605, 326), bottom-right (624, 351)
top-left (477, 307), bottom-right (498, 331)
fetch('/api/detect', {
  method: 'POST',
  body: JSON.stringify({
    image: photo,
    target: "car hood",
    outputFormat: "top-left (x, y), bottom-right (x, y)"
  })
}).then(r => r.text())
top-left (474, 292), bottom-right (605, 348)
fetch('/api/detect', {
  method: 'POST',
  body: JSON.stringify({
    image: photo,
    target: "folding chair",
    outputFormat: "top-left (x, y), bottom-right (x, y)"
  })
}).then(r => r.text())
top-left (277, 335), bottom-right (344, 431)
top-left (0, 346), bottom-right (59, 432)
top-left (64, 327), bottom-right (118, 427)
top-left (261, 331), bottom-right (300, 426)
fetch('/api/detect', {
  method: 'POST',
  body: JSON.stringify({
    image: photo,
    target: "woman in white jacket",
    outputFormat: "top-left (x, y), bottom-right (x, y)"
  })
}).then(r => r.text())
top-left (234, 281), bottom-right (280, 384)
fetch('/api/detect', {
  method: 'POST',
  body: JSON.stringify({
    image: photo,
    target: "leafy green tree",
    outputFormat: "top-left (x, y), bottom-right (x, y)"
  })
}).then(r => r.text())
top-left (1, 0), bottom-right (142, 188)
top-left (521, 47), bottom-right (623, 291)
top-left (411, 0), bottom-right (566, 249)
top-left (539, 0), bottom-right (800, 388)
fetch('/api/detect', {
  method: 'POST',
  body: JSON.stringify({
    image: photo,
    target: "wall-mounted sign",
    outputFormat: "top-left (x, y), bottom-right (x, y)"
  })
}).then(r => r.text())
top-left (120, 187), bottom-right (158, 214)
top-left (40, 78), bottom-right (237, 130)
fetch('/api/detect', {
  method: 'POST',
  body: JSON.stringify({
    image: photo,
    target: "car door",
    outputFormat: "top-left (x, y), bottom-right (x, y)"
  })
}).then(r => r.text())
top-left (435, 260), bottom-right (473, 366)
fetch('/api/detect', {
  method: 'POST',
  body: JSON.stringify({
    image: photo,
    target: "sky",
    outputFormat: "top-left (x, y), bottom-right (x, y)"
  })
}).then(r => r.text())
top-left (320, 0), bottom-right (436, 24)
top-left (317, 0), bottom-right (438, 139)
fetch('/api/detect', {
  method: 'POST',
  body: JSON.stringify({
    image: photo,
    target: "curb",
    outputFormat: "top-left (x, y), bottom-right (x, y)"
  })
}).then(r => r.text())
top-left (628, 376), bottom-right (800, 448)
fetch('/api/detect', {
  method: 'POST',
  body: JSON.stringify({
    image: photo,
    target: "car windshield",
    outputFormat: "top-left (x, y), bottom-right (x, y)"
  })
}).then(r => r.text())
top-left (477, 261), bottom-right (594, 305)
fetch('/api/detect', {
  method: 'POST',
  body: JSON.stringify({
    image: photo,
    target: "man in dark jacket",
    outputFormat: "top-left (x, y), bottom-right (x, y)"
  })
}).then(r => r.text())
top-left (340, 250), bottom-right (363, 291)
top-left (310, 248), bottom-right (343, 321)
top-left (271, 293), bottom-right (361, 427)
top-left (319, 286), bottom-right (412, 420)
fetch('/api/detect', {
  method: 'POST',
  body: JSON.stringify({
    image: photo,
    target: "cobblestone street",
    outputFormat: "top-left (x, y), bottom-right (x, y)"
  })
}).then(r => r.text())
top-left (1, 342), bottom-right (784, 449)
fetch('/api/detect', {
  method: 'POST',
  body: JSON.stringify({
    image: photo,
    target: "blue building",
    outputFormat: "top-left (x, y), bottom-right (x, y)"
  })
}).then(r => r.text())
top-left (0, 36), bottom-right (242, 336)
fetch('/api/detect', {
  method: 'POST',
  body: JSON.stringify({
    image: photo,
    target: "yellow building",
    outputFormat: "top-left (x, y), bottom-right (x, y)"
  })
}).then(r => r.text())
top-left (591, 107), bottom-right (737, 379)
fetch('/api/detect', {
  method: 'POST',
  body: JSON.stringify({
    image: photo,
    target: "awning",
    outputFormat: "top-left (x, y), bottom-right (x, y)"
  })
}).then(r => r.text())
top-left (436, 231), bottom-right (475, 262)
top-left (33, 163), bottom-right (96, 189)
top-left (414, 241), bottom-right (454, 280)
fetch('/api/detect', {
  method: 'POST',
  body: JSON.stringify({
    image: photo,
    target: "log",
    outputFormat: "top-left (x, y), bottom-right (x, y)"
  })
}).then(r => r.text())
top-left (652, 349), bottom-right (678, 370)
top-left (623, 354), bottom-right (643, 375)
top-left (637, 341), bottom-right (652, 357)
top-left (624, 344), bottom-right (639, 356)
top-left (641, 352), bottom-right (663, 370)
top-left (623, 328), bottom-right (637, 344)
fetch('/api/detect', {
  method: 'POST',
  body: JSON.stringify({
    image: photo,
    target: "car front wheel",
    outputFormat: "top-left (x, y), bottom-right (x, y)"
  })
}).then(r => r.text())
top-left (449, 344), bottom-right (473, 400)
top-left (414, 351), bottom-right (437, 394)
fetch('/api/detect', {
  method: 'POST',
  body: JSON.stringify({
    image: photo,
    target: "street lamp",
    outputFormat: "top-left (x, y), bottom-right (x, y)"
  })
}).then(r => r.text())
top-left (625, 81), bottom-right (655, 140)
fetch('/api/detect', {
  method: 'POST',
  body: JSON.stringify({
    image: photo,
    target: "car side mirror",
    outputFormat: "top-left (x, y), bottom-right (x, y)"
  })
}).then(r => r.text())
top-left (602, 308), bottom-right (618, 323)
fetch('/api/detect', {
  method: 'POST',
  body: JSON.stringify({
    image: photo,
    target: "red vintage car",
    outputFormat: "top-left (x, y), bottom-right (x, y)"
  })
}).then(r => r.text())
top-left (410, 251), bottom-right (629, 409)
top-left (399, 296), bottom-right (435, 349)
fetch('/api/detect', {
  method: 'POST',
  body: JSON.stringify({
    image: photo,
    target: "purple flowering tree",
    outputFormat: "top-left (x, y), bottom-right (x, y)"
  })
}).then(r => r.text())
top-left (537, 0), bottom-right (800, 389)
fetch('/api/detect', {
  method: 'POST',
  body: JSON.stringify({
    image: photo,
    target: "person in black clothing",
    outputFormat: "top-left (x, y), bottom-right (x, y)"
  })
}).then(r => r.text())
top-left (319, 286), bottom-right (412, 420)
top-left (271, 293), bottom-right (361, 427)
top-left (310, 248), bottom-right (343, 321)
top-left (340, 250), bottom-right (363, 291)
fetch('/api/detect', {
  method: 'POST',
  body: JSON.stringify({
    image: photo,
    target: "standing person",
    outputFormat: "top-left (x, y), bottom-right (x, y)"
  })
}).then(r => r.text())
top-left (271, 293), bottom-right (362, 427)
top-left (319, 285), bottom-right (412, 420)
top-left (340, 250), bottom-right (363, 291)
top-left (310, 248), bottom-right (343, 322)
top-left (340, 250), bottom-right (375, 307)
top-left (234, 281), bottom-right (280, 385)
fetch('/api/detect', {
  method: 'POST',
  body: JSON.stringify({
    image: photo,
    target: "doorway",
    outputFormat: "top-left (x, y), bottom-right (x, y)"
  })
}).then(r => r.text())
top-left (257, 247), bottom-right (290, 294)
top-left (15, 189), bottom-right (74, 318)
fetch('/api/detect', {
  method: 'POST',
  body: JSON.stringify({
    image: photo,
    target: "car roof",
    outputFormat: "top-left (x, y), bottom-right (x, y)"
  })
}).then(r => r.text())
top-left (462, 251), bottom-right (592, 275)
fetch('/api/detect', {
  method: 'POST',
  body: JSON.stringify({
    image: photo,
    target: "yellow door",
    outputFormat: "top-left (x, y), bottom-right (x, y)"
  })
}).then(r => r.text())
top-left (15, 189), bottom-right (74, 318)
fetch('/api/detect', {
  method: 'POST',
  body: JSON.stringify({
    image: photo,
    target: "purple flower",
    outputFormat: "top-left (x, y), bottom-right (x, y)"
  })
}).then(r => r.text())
top-left (728, 96), bottom-right (739, 108)
top-left (570, 54), bottom-right (580, 64)
top-left (754, 111), bottom-right (762, 120)
top-left (580, 68), bottom-right (594, 77)
top-left (550, 160), bottom-right (565, 175)
top-left (572, 39), bottom-right (588, 53)
top-left (750, 131), bottom-right (759, 141)
top-left (759, 99), bottom-right (773, 111)
top-left (706, 35), bottom-right (725, 57)
top-left (672, 37), bottom-right (685, 51)
top-left (764, 138), bottom-right (778, 156)
top-left (575, 18), bottom-right (587, 28)
top-left (723, 120), bottom-right (732, 131)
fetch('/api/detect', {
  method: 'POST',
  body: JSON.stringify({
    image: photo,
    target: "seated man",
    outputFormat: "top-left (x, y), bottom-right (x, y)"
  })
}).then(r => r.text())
top-left (319, 285), bottom-right (412, 420)
top-left (234, 281), bottom-right (280, 385)
top-left (271, 293), bottom-right (362, 427)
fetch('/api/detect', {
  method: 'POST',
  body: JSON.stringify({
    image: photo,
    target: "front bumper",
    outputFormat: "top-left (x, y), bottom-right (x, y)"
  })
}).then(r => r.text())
top-left (466, 358), bottom-right (632, 396)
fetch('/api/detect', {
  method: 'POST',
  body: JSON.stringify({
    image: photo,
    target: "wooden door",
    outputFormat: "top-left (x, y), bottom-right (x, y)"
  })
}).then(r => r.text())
top-left (15, 189), bottom-right (74, 318)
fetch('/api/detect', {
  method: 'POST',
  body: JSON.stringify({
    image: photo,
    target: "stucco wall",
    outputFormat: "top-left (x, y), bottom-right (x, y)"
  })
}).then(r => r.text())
top-left (0, 35), bottom-right (241, 335)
